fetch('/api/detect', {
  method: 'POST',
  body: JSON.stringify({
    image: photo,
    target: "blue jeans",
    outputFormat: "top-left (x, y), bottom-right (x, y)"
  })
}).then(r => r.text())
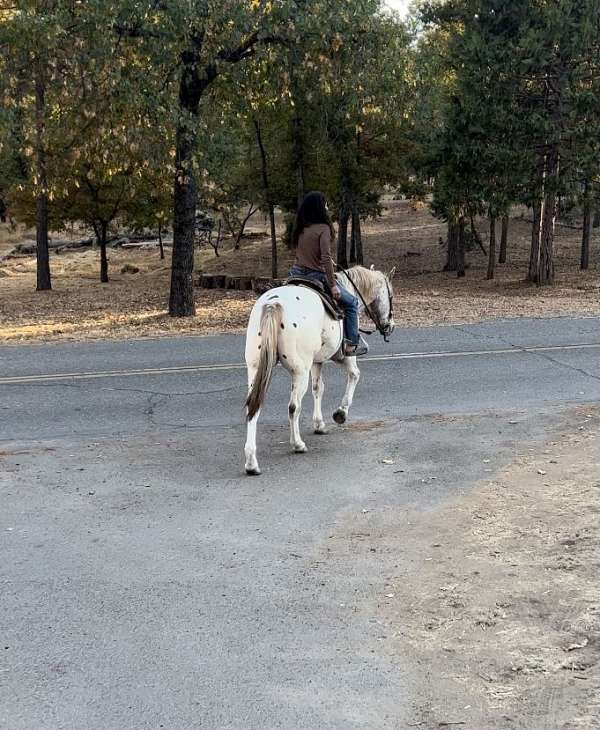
top-left (289, 266), bottom-right (359, 344)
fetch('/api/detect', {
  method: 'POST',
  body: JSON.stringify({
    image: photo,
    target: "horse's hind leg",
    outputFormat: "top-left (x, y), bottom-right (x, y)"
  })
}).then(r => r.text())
top-left (244, 365), bottom-right (261, 475)
top-left (333, 357), bottom-right (360, 425)
top-left (311, 363), bottom-right (326, 434)
top-left (289, 368), bottom-right (310, 453)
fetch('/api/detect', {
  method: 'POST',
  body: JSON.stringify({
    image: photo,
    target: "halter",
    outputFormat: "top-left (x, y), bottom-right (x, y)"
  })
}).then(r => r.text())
top-left (338, 267), bottom-right (394, 343)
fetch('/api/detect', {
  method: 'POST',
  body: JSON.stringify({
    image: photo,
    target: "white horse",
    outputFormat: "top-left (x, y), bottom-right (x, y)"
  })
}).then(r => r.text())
top-left (243, 265), bottom-right (396, 475)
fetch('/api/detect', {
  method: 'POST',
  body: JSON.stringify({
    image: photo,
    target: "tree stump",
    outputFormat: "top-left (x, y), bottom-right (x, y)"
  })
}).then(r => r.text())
top-left (252, 277), bottom-right (285, 294)
top-left (213, 275), bottom-right (226, 289)
top-left (252, 277), bottom-right (272, 294)
top-left (199, 275), bottom-right (215, 288)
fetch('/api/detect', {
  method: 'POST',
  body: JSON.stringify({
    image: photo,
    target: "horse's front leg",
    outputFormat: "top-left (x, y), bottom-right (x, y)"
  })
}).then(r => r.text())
top-left (244, 366), bottom-right (261, 475)
top-left (333, 357), bottom-right (360, 425)
top-left (289, 368), bottom-right (310, 452)
top-left (311, 363), bottom-right (327, 434)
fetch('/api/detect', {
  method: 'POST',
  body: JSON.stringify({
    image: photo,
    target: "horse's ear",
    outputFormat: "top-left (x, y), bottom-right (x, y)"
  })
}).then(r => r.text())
top-left (387, 266), bottom-right (396, 281)
top-left (370, 264), bottom-right (375, 271)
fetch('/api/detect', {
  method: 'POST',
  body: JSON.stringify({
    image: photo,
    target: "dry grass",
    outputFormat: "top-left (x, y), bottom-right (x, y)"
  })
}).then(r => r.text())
top-left (376, 411), bottom-right (600, 727)
top-left (319, 409), bottom-right (600, 727)
top-left (2, 201), bottom-right (600, 344)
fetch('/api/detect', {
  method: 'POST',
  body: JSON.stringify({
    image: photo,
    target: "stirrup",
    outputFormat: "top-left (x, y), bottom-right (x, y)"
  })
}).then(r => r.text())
top-left (344, 337), bottom-right (369, 357)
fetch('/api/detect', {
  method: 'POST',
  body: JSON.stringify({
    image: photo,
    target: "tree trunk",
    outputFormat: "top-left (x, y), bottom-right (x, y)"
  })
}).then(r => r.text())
top-left (337, 206), bottom-right (350, 269)
top-left (593, 210), bottom-right (600, 228)
top-left (210, 220), bottom-right (223, 257)
top-left (268, 206), bottom-right (277, 279)
top-left (581, 181), bottom-right (592, 270)
top-left (349, 214), bottom-right (356, 264)
top-left (167, 34), bottom-right (260, 313)
top-left (487, 213), bottom-right (496, 280)
top-left (528, 152), bottom-right (547, 282)
top-left (444, 219), bottom-right (460, 271)
top-left (537, 148), bottom-right (559, 285)
top-left (253, 119), bottom-right (277, 279)
top-left (292, 114), bottom-right (305, 209)
top-left (234, 204), bottom-right (257, 250)
top-left (34, 70), bottom-right (51, 291)
top-left (158, 220), bottom-right (165, 260)
top-left (352, 207), bottom-right (363, 265)
top-left (469, 213), bottom-right (487, 256)
top-left (457, 216), bottom-right (466, 278)
top-left (289, 55), bottom-right (305, 210)
top-left (99, 221), bottom-right (108, 283)
top-left (499, 214), bottom-right (509, 264)
top-left (169, 78), bottom-right (199, 317)
top-left (528, 200), bottom-right (542, 282)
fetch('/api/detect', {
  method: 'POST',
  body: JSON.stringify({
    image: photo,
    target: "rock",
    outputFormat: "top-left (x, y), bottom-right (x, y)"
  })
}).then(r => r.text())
top-left (120, 263), bottom-right (140, 274)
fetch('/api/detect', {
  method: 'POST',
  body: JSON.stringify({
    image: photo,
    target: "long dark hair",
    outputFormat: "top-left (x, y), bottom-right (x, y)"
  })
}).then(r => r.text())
top-left (291, 191), bottom-right (334, 248)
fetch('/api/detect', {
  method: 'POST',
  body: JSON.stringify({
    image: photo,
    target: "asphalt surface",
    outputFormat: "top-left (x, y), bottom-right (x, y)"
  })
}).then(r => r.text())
top-left (1, 316), bottom-right (600, 729)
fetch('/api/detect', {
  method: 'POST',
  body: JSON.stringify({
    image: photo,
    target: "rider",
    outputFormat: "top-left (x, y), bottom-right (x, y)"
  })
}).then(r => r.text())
top-left (289, 191), bottom-right (368, 357)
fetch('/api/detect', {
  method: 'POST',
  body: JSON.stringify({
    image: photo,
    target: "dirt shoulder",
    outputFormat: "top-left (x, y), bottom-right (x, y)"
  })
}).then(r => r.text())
top-left (358, 410), bottom-right (600, 728)
top-left (2, 202), bottom-right (600, 344)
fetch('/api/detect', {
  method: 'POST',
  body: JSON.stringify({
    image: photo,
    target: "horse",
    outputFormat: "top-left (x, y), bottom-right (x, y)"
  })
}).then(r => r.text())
top-left (243, 265), bottom-right (396, 475)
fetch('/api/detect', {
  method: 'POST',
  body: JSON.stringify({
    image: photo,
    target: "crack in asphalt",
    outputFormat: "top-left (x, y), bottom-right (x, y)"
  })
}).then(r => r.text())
top-left (457, 323), bottom-right (523, 351)
top-left (526, 350), bottom-right (600, 385)
top-left (457, 323), bottom-right (600, 385)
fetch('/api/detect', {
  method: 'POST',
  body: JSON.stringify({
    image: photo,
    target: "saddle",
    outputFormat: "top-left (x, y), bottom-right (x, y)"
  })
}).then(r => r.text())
top-left (285, 277), bottom-right (344, 320)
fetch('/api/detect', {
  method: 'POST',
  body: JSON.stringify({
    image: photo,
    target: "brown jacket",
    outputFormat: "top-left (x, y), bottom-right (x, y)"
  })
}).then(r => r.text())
top-left (294, 223), bottom-right (336, 287)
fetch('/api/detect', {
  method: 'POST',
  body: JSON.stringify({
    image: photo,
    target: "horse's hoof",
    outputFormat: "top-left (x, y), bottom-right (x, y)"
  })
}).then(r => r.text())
top-left (314, 427), bottom-right (328, 435)
top-left (293, 443), bottom-right (308, 453)
top-left (245, 466), bottom-right (261, 476)
top-left (333, 409), bottom-right (346, 425)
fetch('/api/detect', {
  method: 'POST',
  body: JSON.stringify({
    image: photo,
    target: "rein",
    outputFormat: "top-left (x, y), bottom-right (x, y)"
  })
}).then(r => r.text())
top-left (338, 267), bottom-right (394, 343)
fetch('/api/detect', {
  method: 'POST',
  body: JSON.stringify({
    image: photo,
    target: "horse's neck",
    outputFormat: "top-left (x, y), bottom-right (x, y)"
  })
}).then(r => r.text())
top-left (340, 268), bottom-right (374, 303)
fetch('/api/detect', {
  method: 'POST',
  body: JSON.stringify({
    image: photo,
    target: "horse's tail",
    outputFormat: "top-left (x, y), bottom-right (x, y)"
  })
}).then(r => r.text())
top-left (246, 301), bottom-right (282, 421)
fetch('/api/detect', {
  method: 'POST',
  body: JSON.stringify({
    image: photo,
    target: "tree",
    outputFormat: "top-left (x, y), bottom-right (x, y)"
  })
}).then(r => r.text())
top-left (164, 4), bottom-right (279, 316)
top-left (0, 1), bottom-right (79, 290)
top-left (499, 213), bottom-right (509, 264)
top-left (423, 0), bottom-right (600, 285)
top-left (316, 6), bottom-right (411, 265)
top-left (253, 118), bottom-right (278, 278)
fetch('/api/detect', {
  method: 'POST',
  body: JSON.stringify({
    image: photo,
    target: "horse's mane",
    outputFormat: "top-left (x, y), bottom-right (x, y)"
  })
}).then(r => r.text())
top-left (337, 266), bottom-right (383, 301)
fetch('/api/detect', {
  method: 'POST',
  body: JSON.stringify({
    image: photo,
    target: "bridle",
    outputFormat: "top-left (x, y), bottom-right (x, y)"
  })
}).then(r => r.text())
top-left (338, 267), bottom-right (394, 343)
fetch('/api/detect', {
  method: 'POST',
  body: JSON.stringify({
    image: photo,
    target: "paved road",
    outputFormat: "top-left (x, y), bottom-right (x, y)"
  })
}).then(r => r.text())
top-left (1, 316), bottom-right (600, 729)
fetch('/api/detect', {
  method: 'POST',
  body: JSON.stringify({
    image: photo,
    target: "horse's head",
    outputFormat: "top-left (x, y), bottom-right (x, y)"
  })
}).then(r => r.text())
top-left (344, 265), bottom-right (396, 340)
top-left (372, 266), bottom-right (396, 339)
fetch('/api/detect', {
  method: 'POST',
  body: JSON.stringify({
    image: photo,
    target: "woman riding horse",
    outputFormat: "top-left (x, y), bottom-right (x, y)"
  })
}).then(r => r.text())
top-left (289, 192), bottom-right (369, 357)
top-left (243, 198), bottom-right (395, 475)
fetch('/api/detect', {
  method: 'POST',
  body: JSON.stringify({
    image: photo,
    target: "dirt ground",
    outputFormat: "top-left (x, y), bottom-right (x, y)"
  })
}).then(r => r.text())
top-left (1, 201), bottom-right (600, 343)
top-left (319, 409), bottom-right (600, 728)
